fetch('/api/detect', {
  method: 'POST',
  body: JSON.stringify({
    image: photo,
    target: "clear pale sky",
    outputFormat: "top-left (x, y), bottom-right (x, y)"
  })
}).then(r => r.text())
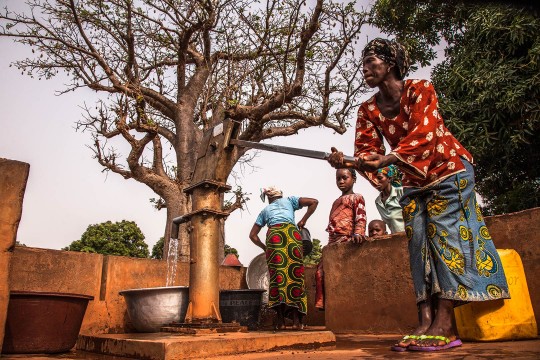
top-left (0, 0), bottom-right (437, 268)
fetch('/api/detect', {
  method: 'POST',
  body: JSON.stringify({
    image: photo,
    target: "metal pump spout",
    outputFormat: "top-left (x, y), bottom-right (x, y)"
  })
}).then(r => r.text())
top-left (170, 215), bottom-right (189, 240)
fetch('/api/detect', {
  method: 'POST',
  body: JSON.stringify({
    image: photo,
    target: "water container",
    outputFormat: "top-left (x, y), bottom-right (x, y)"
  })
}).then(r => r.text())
top-left (454, 249), bottom-right (538, 341)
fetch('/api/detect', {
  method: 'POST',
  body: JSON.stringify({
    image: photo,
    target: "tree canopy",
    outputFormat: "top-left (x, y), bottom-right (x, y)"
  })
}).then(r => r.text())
top-left (371, 0), bottom-right (540, 214)
top-left (151, 237), bottom-right (165, 259)
top-left (1, 0), bottom-right (371, 256)
top-left (63, 220), bottom-right (150, 258)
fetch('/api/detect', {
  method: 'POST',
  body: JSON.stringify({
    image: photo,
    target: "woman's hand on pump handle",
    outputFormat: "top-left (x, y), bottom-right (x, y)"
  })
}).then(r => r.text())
top-left (328, 147), bottom-right (398, 173)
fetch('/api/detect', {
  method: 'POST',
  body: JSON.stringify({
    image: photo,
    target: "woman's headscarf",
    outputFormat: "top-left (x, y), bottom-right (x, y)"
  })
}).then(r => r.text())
top-left (377, 165), bottom-right (403, 187)
top-left (362, 38), bottom-right (410, 80)
top-left (260, 186), bottom-right (283, 202)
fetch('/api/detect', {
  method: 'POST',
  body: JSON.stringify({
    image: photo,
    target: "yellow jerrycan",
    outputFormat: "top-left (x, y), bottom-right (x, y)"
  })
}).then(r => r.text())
top-left (454, 249), bottom-right (537, 341)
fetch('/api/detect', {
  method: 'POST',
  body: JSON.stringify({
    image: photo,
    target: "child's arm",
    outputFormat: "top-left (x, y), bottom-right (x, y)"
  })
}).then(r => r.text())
top-left (352, 194), bottom-right (367, 243)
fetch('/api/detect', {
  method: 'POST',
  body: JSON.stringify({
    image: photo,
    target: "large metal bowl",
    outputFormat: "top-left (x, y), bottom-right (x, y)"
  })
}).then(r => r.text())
top-left (246, 253), bottom-right (269, 303)
top-left (119, 286), bottom-right (189, 332)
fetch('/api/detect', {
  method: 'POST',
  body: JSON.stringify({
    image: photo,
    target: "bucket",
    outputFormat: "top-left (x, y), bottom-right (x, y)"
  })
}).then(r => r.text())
top-left (219, 289), bottom-right (266, 330)
top-left (454, 249), bottom-right (538, 341)
top-left (300, 227), bottom-right (313, 256)
top-left (2, 291), bottom-right (93, 354)
top-left (119, 286), bottom-right (189, 332)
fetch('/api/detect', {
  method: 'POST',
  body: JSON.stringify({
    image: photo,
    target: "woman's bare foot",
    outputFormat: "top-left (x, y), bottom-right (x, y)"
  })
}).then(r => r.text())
top-left (394, 300), bottom-right (434, 349)
top-left (415, 298), bottom-right (458, 347)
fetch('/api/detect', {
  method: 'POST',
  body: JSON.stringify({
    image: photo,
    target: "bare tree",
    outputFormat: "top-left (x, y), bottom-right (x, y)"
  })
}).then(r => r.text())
top-left (1, 0), bottom-right (369, 258)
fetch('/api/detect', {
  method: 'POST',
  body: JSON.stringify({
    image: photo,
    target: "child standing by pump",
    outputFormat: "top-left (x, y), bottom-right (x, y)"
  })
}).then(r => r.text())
top-left (315, 168), bottom-right (367, 310)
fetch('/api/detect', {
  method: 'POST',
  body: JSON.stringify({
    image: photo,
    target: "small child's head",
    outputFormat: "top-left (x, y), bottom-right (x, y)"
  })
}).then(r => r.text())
top-left (335, 168), bottom-right (356, 194)
top-left (368, 220), bottom-right (388, 237)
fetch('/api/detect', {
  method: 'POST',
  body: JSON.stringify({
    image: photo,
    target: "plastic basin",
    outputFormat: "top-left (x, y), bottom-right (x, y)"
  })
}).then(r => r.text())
top-left (2, 291), bottom-right (93, 354)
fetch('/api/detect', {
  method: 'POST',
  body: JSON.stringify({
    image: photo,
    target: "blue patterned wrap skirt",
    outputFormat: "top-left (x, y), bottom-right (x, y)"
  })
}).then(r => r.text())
top-left (400, 160), bottom-right (510, 304)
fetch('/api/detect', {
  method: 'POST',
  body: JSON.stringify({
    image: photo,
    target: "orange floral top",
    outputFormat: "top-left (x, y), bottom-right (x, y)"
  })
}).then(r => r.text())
top-left (326, 193), bottom-right (366, 243)
top-left (355, 79), bottom-right (473, 188)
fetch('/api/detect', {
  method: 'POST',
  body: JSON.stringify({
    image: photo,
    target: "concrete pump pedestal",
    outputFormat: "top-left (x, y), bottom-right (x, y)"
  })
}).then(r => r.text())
top-left (76, 330), bottom-right (336, 359)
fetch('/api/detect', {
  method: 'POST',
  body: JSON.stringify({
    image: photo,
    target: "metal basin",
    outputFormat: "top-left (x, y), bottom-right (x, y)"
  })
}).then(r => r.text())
top-left (2, 291), bottom-right (93, 354)
top-left (246, 253), bottom-right (269, 303)
top-left (119, 286), bottom-right (189, 332)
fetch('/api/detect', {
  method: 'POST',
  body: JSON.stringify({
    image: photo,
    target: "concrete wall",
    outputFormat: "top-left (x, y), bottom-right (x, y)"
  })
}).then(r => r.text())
top-left (0, 159), bottom-right (30, 352)
top-left (8, 246), bottom-right (247, 335)
top-left (323, 207), bottom-right (540, 334)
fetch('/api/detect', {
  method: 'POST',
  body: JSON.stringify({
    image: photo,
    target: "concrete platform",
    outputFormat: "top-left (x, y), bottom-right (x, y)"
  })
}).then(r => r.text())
top-left (75, 329), bottom-right (336, 359)
top-left (1, 333), bottom-right (539, 359)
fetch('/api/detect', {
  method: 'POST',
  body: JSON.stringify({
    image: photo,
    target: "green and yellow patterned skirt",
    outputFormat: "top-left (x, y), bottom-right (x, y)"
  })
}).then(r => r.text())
top-left (265, 223), bottom-right (307, 314)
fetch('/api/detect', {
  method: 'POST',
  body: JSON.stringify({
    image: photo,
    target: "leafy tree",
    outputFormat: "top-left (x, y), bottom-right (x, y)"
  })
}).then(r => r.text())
top-left (63, 220), bottom-right (149, 258)
top-left (224, 244), bottom-right (239, 258)
top-left (371, 0), bottom-right (540, 215)
top-left (1, 0), bottom-right (371, 258)
top-left (151, 237), bottom-right (165, 260)
top-left (303, 238), bottom-right (322, 266)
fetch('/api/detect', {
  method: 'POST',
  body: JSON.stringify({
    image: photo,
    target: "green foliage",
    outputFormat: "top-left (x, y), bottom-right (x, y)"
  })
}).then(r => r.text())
top-left (370, 0), bottom-right (467, 67)
top-left (432, 5), bottom-right (540, 215)
top-left (224, 244), bottom-right (239, 259)
top-left (151, 237), bottom-right (164, 259)
top-left (64, 220), bottom-right (149, 258)
top-left (371, 1), bottom-right (540, 215)
top-left (303, 238), bottom-right (322, 266)
top-left (15, 241), bottom-right (26, 247)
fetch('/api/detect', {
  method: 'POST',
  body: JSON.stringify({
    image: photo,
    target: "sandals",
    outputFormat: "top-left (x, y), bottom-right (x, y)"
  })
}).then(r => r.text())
top-left (408, 335), bottom-right (462, 352)
top-left (390, 334), bottom-right (419, 352)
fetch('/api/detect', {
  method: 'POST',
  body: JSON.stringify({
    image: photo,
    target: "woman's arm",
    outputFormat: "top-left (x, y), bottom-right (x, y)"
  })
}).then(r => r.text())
top-left (249, 224), bottom-right (266, 251)
top-left (386, 80), bottom-right (440, 178)
top-left (297, 197), bottom-right (318, 229)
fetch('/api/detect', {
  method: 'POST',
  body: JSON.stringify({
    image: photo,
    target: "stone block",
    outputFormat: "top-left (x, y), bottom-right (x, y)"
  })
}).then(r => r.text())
top-left (0, 158), bottom-right (30, 250)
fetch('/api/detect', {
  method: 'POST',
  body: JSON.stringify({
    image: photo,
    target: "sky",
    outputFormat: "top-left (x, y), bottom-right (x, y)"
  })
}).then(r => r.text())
top-left (0, 1), bottom-right (439, 267)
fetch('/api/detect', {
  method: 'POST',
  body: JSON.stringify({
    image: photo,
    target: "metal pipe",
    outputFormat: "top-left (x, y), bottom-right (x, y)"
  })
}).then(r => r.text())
top-left (170, 215), bottom-right (189, 240)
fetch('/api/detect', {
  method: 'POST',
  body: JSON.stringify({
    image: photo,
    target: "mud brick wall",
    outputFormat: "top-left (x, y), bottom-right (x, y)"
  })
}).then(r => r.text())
top-left (0, 159), bottom-right (30, 351)
top-left (8, 247), bottom-right (247, 335)
top-left (323, 207), bottom-right (540, 334)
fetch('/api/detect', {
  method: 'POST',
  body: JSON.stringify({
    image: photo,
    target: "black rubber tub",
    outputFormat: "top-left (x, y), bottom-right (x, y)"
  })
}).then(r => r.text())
top-left (219, 289), bottom-right (266, 330)
top-left (2, 291), bottom-right (93, 354)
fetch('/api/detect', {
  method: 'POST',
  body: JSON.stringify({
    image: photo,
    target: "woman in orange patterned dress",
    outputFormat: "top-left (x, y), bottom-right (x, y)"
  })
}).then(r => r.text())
top-left (328, 38), bottom-right (509, 352)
